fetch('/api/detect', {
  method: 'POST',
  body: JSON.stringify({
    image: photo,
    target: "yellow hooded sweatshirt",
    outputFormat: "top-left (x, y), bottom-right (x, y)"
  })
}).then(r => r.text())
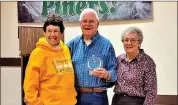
top-left (24, 37), bottom-right (77, 105)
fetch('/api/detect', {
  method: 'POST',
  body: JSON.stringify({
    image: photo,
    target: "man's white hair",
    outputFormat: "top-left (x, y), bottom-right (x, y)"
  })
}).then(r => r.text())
top-left (79, 8), bottom-right (99, 21)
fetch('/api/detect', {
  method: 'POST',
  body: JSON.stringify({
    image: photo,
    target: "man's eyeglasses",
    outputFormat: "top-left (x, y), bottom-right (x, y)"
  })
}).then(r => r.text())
top-left (122, 38), bottom-right (139, 44)
top-left (81, 20), bottom-right (95, 25)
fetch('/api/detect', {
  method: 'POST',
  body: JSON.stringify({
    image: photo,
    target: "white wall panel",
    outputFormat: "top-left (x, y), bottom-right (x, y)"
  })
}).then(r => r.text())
top-left (1, 67), bottom-right (21, 105)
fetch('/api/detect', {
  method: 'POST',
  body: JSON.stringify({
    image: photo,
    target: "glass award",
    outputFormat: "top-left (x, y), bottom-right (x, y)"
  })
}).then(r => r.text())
top-left (87, 55), bottom-right (102, 75)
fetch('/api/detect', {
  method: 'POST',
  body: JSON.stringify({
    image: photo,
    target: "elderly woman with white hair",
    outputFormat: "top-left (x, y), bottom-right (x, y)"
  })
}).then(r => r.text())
top-left (112, 26), bottom-right (157, 105)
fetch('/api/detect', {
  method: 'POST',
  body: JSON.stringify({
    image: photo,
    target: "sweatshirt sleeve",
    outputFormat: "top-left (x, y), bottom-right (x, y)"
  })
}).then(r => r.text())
top-left (23, 51), bottom-right (43, 105)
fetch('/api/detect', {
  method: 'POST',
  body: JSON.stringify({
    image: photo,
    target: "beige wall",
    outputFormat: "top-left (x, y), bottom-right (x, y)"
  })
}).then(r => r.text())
top-left (1, 2), bottom-right (177, 105)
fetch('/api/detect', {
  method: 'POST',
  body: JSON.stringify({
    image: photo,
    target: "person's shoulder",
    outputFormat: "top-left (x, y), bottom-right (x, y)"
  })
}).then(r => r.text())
top-left (141, 52), bottom-right (156, 65)
top-left (117, 53), bottom-right (126, 61)
top-left (31, 47), bottom-right (42, 55)
top-left (67, 35), bottom-right (82, 45)
top-left (142, 53), bottom-right (154, 61)
top-left (99, 34), bottom-right (110, 41)
top-left (98, 34), bottom-right (112, 44)
top-left (28, 47), bottom-right (44, 60)
top-left (71, 35), bottom-right (82, 41)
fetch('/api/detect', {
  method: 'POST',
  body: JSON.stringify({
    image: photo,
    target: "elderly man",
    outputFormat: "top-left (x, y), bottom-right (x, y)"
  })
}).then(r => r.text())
top-left (67, 8), bottom-right (117, 105)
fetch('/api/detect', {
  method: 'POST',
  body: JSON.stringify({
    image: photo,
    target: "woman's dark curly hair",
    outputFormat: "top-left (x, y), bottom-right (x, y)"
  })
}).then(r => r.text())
top-left (43, 14), bottom-right (65, 34)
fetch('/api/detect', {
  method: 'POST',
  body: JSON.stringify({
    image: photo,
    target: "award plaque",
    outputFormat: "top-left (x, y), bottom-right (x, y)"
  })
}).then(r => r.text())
top-left (87, 55), bottom-right (102, 75)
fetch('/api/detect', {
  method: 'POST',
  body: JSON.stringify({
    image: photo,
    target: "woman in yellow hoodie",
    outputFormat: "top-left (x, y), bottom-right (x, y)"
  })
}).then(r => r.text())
top-left (23, 14), bottom-right (77, 105)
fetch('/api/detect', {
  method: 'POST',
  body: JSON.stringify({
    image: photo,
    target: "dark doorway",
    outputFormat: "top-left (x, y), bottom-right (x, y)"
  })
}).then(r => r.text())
top-left (21, 55), bottom-right (30, 105)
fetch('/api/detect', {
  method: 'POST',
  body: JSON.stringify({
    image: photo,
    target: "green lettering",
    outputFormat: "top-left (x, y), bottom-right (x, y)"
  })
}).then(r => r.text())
top-left (62, 1), bottom-right (75, 16)
top-left (76, 1), bottom-right (87, 15)
top-left (110, 7), bottom-right (116, 14)
top-left (54, 1), bottom-right (61, 15)
top-left (88, 1), bottom-right (99, 9)
top-left (99, 1), bottom-right (108, 15)
top-left (41, 1), bottom-right (55, 17)
top-left (109, 2), bottom-right (116, 14)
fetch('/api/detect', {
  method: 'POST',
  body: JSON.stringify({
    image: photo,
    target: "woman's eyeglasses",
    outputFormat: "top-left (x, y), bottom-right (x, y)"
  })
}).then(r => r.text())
top-left (122, 38), bottom-right (139, 44)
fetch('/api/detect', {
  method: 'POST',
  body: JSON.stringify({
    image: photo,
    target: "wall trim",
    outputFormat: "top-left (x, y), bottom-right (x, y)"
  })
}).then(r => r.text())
top-left (0, 57), bottom-right (21, 66)
top-left (155, 95), bottom-right (177, 105)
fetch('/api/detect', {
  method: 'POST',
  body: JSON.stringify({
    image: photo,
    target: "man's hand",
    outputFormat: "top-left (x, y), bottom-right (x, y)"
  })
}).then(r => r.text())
top-left (91, 68), bottom-right (110, 80)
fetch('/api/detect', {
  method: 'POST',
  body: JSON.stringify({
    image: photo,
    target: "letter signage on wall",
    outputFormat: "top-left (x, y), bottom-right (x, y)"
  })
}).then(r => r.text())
top-left (18, 1), bottom-right (152, 23)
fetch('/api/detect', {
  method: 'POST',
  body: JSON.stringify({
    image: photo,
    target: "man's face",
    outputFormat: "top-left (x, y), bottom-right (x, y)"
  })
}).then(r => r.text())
top-left (80, 12), bottom-right (99, 40)
top-left (44, 25), bottom-right (62, 46)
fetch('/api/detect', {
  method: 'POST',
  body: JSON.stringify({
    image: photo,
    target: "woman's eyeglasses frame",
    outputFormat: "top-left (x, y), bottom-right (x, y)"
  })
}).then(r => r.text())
top-left (122, 38), bottom-right (139, 44)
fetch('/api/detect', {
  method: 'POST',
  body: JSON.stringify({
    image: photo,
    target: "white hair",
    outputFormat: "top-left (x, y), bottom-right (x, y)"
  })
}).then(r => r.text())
top-left (79, 8), bottom-right (99, 21)
top-left (121, 26), bottom-right (144, 44)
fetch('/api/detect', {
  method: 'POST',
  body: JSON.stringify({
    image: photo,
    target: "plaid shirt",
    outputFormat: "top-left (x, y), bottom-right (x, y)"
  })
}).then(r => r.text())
top-left (67, 32), bottom-right (117, 88)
